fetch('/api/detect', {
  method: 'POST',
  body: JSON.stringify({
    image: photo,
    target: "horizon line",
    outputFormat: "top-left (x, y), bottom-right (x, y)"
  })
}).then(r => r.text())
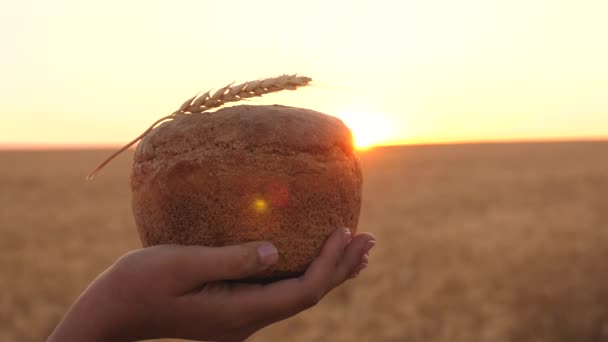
top-left (1, 136), bottom-right (607, 151)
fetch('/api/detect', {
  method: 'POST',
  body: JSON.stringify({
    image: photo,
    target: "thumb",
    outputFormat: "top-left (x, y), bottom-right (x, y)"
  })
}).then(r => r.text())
top-left (169, 242), bottom-right (279, 285)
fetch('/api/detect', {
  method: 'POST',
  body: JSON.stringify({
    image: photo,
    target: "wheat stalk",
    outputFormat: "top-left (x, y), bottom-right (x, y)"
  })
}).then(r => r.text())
top-left (86, 74), bottom-right (312, 180)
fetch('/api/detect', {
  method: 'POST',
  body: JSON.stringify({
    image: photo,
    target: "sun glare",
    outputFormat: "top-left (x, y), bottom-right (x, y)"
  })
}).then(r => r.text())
top-left (337, 111), bottom-right (394, 150)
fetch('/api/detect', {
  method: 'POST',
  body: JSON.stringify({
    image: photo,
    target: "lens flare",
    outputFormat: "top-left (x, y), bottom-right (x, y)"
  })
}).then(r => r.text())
top-left (253, 198), bottom-right (268, 213)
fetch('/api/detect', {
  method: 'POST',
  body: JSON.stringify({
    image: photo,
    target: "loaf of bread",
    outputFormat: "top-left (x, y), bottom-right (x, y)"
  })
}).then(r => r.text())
top-left (130, 104), bottom-right (363, 280)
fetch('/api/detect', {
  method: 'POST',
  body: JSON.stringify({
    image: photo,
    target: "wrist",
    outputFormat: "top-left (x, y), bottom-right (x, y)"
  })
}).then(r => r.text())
top-left (48, 282), bottom-right (131, 342)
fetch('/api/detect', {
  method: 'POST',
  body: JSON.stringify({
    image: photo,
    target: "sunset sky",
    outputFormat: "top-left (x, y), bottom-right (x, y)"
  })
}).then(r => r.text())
top-left (1, 0), bottom-right (607, 148)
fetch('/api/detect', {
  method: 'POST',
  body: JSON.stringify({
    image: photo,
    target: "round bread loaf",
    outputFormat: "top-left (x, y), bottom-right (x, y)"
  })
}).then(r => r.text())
top-left (130, 104), bottom-right (363, 280)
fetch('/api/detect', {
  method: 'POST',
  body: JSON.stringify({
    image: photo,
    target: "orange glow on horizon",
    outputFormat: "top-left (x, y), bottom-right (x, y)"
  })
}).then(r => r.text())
top-left (337, 110), bottom-right (395, 150)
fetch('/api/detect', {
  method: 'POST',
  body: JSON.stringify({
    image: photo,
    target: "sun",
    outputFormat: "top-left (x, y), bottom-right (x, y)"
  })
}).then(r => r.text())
top-left (337, 111), bottom-right (394, 150)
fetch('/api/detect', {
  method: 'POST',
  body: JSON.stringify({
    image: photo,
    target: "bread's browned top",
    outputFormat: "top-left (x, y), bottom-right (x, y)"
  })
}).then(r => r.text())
top-left (134, 105), bottom-right (355, 162)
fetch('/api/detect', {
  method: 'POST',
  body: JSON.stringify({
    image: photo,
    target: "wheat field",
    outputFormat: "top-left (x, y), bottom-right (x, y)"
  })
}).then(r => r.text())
top-left (1, 141), bottom-right (608, 341)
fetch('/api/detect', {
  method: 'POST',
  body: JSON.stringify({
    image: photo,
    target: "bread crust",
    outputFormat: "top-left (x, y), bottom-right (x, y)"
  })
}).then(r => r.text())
top-left (131, 105), bottom-right (363, 280)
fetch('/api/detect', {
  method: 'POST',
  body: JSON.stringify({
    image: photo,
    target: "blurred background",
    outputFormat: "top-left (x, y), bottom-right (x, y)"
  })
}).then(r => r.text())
top-left (1, 1), bottom-right (607, 341)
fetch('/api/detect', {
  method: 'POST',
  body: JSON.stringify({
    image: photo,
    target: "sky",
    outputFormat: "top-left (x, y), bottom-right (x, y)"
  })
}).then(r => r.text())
top-left (1, 0), bottom-right (607, 148)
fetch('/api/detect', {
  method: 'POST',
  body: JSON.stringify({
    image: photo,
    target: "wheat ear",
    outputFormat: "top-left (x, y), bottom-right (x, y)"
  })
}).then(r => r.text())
top-left (86, 74), bottom-right (312, 180)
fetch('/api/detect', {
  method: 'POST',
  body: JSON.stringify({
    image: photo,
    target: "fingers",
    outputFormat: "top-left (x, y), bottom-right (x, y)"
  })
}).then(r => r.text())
top-left (350, 251), bottom-right (370, 278)
top-left (332, 233), bottom-right (375, 285)
top-left (160, 241), bottom-right (279, 291)
top-left (227, 228), bottom-right (376, 325)
top-left (300, 227), bottom-right (352, 288)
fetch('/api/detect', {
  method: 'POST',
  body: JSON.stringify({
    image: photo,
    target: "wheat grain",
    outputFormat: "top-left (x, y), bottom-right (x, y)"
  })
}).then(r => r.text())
top-left (182, 75), bottom-right (311, 114)
top-left (86, 74), bottom-right (312, 180)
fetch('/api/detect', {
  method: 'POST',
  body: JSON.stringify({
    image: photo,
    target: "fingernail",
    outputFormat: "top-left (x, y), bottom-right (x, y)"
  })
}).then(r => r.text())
top-left (342, 227), bottom-right (351, 245)
top-left (351, 264), bottom-right (367, 278)
top-left (355, 262), bottom-right (368, 275)
top-left (257, 243), bottom-right (278, 266)
top-left (361, 253), bottom-right (369, 264)
top-left (350, 261), bottom-right (369, 279)
top-left (364, 240), bottom-right (376, 254)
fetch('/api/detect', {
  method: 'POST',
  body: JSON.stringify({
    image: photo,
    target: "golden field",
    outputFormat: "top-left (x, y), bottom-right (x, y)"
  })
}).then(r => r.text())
top-left (1, 141), bottom-right (608, 342)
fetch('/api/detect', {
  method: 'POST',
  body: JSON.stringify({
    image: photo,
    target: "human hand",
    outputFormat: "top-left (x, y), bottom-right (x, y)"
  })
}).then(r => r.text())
top-left (47, 227), bottom-right (376, 341)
